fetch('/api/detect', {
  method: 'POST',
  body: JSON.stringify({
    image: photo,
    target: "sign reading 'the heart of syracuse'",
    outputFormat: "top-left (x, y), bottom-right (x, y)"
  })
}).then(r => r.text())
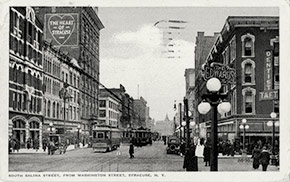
top-left (44, 13), bottom-right (79, 46)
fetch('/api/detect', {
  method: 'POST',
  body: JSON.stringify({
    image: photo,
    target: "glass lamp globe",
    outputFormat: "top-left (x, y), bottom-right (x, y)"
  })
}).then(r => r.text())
top-left (245, 125), bottom-right (249, 130)
top-left (217, 104), bottom-right (225, 114)
top-left (239, 125), bottom-right (244, 129)
top-left (267, 121), bottom-right (273, 127)
top-left (206, 77), bottom-right (221, 92)
top-left (182, 121), bottom-right (186, 126)
top-left (242, 119), bottom-right (247, 124)
top-left (275, 121), bottom-right (280, 127)
top-left (78, 124), bottom-right (81, 129)
top-left (51, 128), bottom-right (55, 131)
top-left (198, 102), bottom-right (211, 115)
top-left (49, 122), bottom-right (53, 127)
top-left (270, 112), bottom-right (277, 119)
top-left (220, 102), bottom-right (231, 113)
top-left (190, 121), bottom-right (196, 126)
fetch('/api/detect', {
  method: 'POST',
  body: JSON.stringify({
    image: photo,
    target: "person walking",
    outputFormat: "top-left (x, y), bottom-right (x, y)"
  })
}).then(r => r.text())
top-left (252, 145), bottom-right (261, 169)
top-left (203, 142), bottom-right (211, 166)
top-left (129, 143), bottom-right (134, 158)
top-left (183, 145), bottom-right (198, 171)
top-left (42, 139), bottom-right (47, 152)
top-left (180, 140), bottom-right (186, 157)
top-left (259, 146), bottom-right (270, 171)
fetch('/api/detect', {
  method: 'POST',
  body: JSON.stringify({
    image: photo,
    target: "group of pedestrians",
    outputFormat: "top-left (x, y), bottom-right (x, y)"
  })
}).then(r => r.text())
top-left (9, 137), bottom-right (20, 153)
top-left (252, 145), bottom-right (272, 171)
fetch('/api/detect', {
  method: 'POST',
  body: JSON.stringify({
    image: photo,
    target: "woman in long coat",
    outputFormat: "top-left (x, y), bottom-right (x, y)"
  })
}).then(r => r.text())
top-left (259, 146), bottom-right (270, 171)
top-left (183, 145), bottom-right (197, 171)
top-left (252, 145), bottom-right (261, 169)
top-left (203, 143), bottom-right (211, 166)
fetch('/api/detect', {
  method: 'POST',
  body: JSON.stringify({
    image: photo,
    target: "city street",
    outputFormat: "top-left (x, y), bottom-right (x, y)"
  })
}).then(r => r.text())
top-left (9, 141), bottom-right (279, 172)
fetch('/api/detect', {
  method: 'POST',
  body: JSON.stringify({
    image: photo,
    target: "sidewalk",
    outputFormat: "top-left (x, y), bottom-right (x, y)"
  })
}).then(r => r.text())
top-left (10, 143), bottom-right (88, 154)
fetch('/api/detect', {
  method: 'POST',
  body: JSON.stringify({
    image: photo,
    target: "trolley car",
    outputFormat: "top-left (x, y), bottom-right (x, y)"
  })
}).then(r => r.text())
top-left (92, 126), bottom-right (122, 152)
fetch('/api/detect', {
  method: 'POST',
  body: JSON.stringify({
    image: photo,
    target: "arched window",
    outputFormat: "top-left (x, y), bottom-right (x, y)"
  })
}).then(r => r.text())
top-left (56, 103), bottom-right (59, 119)
top-left (241, 59), bottom-right (255, 85)
top-left (29, 121), bottom-right (39, 129)
top-left (242, 87), bottom-right (256, 114)
top-left (47, 100), bottom-right (51, 117)
top-left (241, 33), bottom-right (255, 57)
top-left (44, 99), bottom-right (46, 116)
top-left (52, 102), bottom-right (56, 118)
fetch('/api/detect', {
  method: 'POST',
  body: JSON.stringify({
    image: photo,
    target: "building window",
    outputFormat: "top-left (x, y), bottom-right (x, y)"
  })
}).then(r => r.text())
top-left (242, 87), bottom-right (256, 114)
top-left (99, 100), bottom-right (106, 107)
top-left (52, 102), bottom-right (56, 118)
top-left (241, 59), bottom-right (255, 85)
top-left (99, 110), bottom-right (106, 117)
top-left (47, 100), bottom-right (51, 117)
top-left (241, 33), bottom-right (255, 57)
top-left (56, 103), bottom-right (59, 119)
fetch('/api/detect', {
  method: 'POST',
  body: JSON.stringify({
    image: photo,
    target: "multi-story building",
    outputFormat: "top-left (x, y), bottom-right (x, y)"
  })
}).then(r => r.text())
top-left (99, 89), bottom-right (121, 128)
top-left (195, 17), bottom-right (279, 150)
top-left (35, 7), bottom-right (104, 138)
top-left (194, 32), bottom-right (218, 138)
top-left (133, 97), bottom-right (147, 128)
top-left (9, 7), bottom-right (43, 148)
top-left (43, 40), bottom-right (83, 144)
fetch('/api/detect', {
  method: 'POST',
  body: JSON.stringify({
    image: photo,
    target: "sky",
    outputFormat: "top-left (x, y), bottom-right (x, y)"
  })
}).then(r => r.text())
top-left (98, 7), bottom-right (278, 121)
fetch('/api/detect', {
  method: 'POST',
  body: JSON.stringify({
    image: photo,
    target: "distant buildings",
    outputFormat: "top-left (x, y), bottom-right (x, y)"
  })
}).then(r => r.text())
top-left (154, 114), bottom-right (174, 136)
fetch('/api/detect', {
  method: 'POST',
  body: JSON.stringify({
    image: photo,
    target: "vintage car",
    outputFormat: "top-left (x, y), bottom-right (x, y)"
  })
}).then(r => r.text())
top-left (166, 136), bottom-right (180, 155)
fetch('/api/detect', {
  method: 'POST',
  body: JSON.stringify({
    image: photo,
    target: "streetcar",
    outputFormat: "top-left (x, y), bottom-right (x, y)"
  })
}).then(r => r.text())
top-left (132, 127), bottom-right (152, 147)
top-left (92, 126), bottom-right (122, 152)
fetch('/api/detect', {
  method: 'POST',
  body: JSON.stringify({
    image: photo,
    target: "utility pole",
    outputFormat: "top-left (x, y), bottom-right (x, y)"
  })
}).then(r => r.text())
top-left (184, 98), bottom-right (190, 149)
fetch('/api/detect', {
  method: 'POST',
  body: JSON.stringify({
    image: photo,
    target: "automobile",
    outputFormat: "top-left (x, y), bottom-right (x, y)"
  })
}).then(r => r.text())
top-left (166, 136), bottom-right (180, 155)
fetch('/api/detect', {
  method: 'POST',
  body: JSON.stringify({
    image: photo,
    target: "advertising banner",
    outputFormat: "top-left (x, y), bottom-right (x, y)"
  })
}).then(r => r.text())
top-left (44, 13), bottom-right (79, 46)
top-left (264, 50), bottom-right (273, 90)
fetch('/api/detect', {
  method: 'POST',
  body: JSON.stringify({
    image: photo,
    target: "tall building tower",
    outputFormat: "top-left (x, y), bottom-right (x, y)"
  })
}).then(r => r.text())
top-left (9, 7), bottom-right (44, 149)
top-left (35, 7), bottom-right (104, 137)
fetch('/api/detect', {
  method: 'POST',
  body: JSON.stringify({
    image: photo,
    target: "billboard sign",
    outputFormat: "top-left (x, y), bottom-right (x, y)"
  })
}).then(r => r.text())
top-left (259, 89), bottom-right (279, 101)
top-left (44, 13), bottom-right (79, 46)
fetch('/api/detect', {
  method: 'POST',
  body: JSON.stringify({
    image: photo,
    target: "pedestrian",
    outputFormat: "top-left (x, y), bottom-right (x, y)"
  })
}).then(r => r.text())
top-left (129, 143), bottom-right (134, 158)
top-left (15, 139), bottom-right (20, 152)
top-left (203, 142), bottom-right (211, 166)
top-left (34, 138), bottom-right (39, 152)
top-left (180, 140), bottom-right (186, 157)
top-left (259, 146), bottom-right (270, 171)
top-left (48, 140), bottom-right (55, 155)
top-left (252, 145), bottom-right (261, 169)
top-left (42, 139), bottom-right (47, 152)
top-left (183, 144), bottom-right (198, 171)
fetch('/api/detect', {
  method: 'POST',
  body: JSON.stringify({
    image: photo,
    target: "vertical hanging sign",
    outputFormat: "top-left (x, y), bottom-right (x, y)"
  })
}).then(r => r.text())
top-left (264, 50), bottom-right (273, 90)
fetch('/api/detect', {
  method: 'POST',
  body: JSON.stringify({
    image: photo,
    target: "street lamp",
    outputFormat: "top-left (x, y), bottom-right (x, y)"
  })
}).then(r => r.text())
top-left (182, 121), bottom-right (186, 139)
top-left (267, 112), bottom-right (279, 155)
top-left (49, 122), bottom-right (53, 133)
top-left (239, 119), bottom-right (249, 152)
top-left (197, 77), bottom-right (231, 171)
top-left (77, 124), bottom-right (81, 147)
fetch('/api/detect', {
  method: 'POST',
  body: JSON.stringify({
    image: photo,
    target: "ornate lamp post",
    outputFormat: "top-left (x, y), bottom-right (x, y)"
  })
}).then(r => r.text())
top-left (182, 121), bottom-right (186, 140)
top-left (197, 77), bottom-right (231, 171)
top-left (267, 112), bottom-right (279, 155)
top-left (239, 119), bottom-right (249, 152)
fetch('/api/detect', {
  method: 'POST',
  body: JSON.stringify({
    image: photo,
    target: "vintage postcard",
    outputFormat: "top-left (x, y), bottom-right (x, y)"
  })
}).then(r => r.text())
top-left (1, 0), bottom-right (290, 181)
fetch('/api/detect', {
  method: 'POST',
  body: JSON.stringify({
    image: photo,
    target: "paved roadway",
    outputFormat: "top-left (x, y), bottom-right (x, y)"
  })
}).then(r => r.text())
top-left (9, 141), bottom-right (279, 172)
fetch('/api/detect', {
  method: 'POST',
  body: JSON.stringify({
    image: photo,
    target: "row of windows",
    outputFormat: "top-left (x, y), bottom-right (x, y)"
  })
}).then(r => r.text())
top-left (10, 36), bottom-right (43, 66)
top-left (9, 90), bottom-right (41, 114)
top-left (43, 76), bottom-right (61, 96)
top-left (43, 53), bottom-right (61, 78)
top-left (109, 110), bottom-right (118, 120)
top-left (109, 101), bottom-right (118, 111)
top-left (9, 64), bottom-right (42, 90)
top-left (13, 120), bottom-right (40, 129)
top-left (43, 99), bottom-right (81, 121)
top-left (61, 71), bottom-right (80, 88)
top-left (82, 75), bottom-right (98, 96)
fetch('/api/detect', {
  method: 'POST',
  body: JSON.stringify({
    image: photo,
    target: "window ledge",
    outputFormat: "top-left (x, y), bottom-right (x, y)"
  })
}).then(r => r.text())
top-left (242, 83), bottom-right (255, 86)
top-left (242, 55), bottom-right (255, 58)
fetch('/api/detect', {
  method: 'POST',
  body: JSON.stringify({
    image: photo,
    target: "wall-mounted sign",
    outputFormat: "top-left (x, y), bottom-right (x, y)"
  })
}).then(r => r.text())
top-left (202, 62), bottom-right (236, 84)
top-left (44, 13), bottom-right (79, 46)
top-left (264, 50), bottom-right (273, 90)
top-left (259, 89), bottom-right (278, 101)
